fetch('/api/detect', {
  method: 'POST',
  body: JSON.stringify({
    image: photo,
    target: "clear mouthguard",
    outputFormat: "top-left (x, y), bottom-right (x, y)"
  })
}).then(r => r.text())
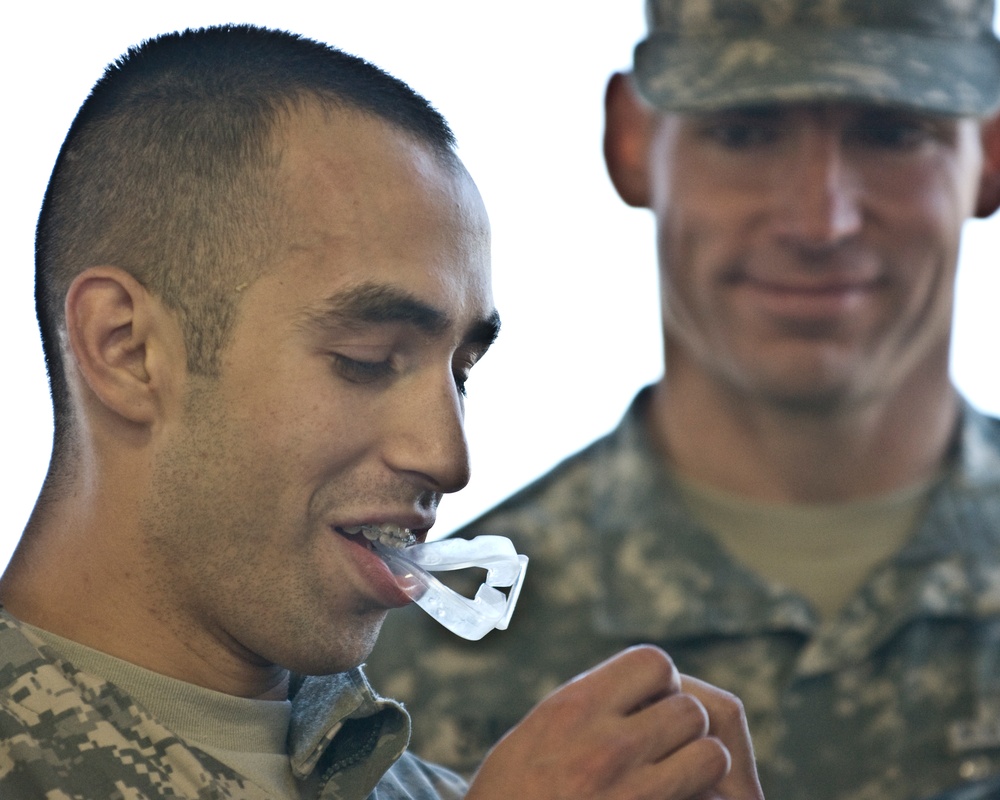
top-left (372, 535), bottom-right (528, 641)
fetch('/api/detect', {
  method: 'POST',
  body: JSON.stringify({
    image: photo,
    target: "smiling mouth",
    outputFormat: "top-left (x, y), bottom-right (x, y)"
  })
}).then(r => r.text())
top-left (339, 524), bottom-right (416, 550)
top-left (737, 275), bottom-right (882, 293)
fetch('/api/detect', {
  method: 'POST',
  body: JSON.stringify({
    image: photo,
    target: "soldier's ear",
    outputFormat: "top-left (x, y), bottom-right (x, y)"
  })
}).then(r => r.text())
top-left (975, 112), bottom-right (1000, 219)
top-left (604, 72), bottom-right (657, 208)
top-left (65, 267), bottom-right (187, 426)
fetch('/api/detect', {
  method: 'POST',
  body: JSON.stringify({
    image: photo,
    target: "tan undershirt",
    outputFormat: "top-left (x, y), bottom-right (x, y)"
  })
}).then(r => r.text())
top-left (674, 476), bottom-right (936, 619)
top-left (24, 623), bottom-right (311, 799)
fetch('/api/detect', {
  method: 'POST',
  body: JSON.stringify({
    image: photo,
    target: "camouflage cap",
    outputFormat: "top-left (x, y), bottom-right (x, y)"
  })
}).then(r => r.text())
top-left (633, 0), bottom-right (1000, 115)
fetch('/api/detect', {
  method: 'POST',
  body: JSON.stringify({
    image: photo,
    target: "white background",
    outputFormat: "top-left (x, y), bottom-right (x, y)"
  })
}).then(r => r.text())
top-left (3, 2), bottom-right (999, 572)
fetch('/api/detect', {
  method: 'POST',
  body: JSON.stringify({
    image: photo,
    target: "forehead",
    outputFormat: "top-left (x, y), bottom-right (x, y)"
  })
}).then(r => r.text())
top-left (273, 101), bottom-right (483, 234)
top-left (263, 102), bottom-right (492, 314)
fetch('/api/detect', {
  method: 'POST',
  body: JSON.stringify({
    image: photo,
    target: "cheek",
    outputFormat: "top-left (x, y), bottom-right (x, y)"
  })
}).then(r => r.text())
top-left (226, 357), bottom-right (366, 462)
top-left (656, 203), bottom-right (740, 324)
top-left (886, 147), bottom-right (980, 253)
top-left (254, 400), bottom-right (368, 489)
top-left (882, 190), bottom-right (966, 318)
top-left (898, 255), bottom-right (958, 343)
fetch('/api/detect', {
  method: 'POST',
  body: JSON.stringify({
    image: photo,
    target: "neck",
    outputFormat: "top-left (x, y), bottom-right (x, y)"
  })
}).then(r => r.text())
top-left (1, 469), bottom-right (290, 702)
top-left (651, 349), bottom-right (960, 504)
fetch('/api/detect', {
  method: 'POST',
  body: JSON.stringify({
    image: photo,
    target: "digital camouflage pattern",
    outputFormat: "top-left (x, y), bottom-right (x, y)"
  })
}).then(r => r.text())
top-left (0, 610), bottom-right (467, 799)
top-left (926, 774), bottom-right (1000, 800)
top-left (367, 387), bottom-right (1000, 800)
top-left (632, 0), bottom-right (1000, 114)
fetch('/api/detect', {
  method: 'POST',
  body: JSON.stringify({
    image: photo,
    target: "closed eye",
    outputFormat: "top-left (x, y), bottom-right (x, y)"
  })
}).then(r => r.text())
top-left (847, 120), bottom-right (941, 151)
top-left (330, 354), bottom-right (395, 384)
top-left (453, 341), bottom-right (493, 398)
top-left (701, 121), bottom-right (781, 150)
top-left (453, 367), bottom-right (470, 398)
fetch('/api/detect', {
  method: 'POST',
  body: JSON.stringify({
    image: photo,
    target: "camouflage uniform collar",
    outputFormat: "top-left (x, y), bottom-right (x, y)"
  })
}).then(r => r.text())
top-left (0, 609), bottom-right (411, 796)
top-left (590, 386), bottom-right (818, 642)
top-left (893, 402), bottom-right (1000, 563)
top-left (0, 609), bottom-right (275, 798)
top-left (794, 402), bottom-right (1000, 674)
top-left (951, 402), bottom-right (1000, 488)
top-left (288, 667), bottom-right (409, 792)
top-left (591, 389), bottom-right (1000, 677)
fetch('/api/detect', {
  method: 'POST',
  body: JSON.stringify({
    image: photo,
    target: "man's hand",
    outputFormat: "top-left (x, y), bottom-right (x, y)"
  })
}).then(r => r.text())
top-left (465, 645), bottom-right (763, 800)
top-left (680, 675), bottom-right (763, 800)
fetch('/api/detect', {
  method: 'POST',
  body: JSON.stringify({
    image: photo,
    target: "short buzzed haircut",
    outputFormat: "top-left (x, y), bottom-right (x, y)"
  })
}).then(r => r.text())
top-left (35, 24), bottom-right (457, 455)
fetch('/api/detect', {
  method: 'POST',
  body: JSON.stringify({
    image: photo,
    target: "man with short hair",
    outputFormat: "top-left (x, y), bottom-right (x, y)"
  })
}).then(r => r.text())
top-left (0, 25), bottom-right (763, 800)
top-left (367, 1), bottom-right (1000, 798)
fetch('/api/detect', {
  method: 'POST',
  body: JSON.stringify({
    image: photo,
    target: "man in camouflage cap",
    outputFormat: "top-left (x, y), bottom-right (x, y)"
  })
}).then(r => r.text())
top-left (0, 23), bottom-right (764, 800)
top-left (367, 1), bottom-right (1000, 798)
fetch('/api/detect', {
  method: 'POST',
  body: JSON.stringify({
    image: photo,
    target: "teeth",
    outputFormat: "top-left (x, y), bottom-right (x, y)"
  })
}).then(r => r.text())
top-left (341, 524), bottom-right (415, 549)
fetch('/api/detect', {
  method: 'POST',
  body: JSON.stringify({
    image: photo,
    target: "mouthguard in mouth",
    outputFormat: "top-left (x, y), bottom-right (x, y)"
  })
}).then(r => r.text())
top-left (371, 535), bottom-right (528, 641)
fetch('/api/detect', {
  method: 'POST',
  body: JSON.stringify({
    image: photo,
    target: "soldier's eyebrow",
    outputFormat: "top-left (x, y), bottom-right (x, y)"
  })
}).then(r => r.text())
top-left (307, 283), bottom-right (449, 333)
top-left (301, 282), bottom-right (501, 350)
top-left (467, 308), bottom-right (502, 352)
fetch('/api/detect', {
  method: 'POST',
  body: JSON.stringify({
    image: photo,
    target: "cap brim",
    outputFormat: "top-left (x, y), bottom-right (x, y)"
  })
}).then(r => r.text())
top-left (634, 28), bottom-right (1000, 116)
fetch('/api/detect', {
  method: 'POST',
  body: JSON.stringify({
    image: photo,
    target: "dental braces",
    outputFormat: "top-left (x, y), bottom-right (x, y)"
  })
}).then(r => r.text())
top-left (342, 524), bottom-right (416, 549)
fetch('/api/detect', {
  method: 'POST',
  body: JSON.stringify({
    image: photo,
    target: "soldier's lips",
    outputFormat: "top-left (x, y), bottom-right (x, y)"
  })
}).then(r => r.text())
top-left (334, 524), bottom-right (421, 607)
top-left (730, 275), bottom-right (885, 320)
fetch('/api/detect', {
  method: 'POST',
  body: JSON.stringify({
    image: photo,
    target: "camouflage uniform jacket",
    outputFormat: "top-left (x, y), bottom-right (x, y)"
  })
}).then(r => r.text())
top-left (367, 386), bottom-right (1000, 800)
top-left (0, 610), bottom-right (467, 799)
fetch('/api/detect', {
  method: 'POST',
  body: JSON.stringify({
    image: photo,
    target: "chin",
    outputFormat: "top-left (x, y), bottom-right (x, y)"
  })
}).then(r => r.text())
top-left (749, 377), bottom-right (873, 414)
top-left (280, 618), bottom-right (384, 677)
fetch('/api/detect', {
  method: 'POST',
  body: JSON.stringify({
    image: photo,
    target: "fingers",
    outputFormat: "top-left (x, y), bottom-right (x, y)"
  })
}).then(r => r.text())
top-left (466, 645), bottom-right (748, 800)
top-left (568, 644), bottom-right (683, 714)
top-left (635, 691), bottom-right (710, 762)
top-left (630, 735), bottom-right (732, 800)
top-left (681, 675), bottom-right (765, 800)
